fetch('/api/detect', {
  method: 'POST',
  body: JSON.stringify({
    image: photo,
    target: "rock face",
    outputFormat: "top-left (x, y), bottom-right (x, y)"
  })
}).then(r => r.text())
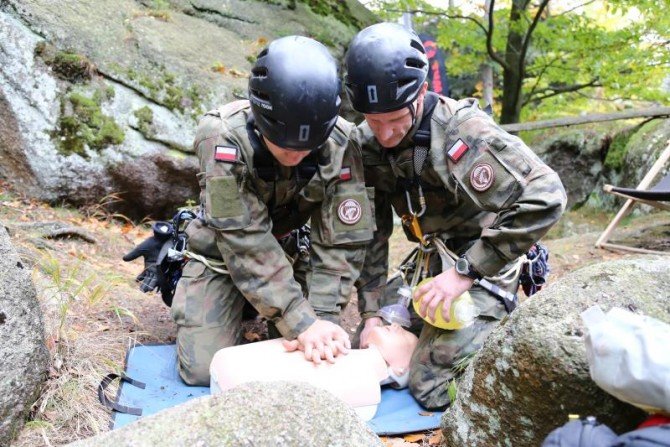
top-left (0, 0), bottom-right (375, 219)
top-left (535, 129), bottom-right (608, 209)
top-left (0, 224), bottom-right (49, 446)
top-left (536, 120), bottom-right (670, 212)
top-left (67, 381), bottom-right (384, 447)
top-left (441, 257), bottom-right (670, 447)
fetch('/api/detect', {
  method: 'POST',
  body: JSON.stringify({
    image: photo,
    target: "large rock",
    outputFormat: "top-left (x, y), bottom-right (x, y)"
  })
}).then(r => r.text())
top-left (441, 257), bottom-right (669, 447)
top-left (68, 381), bottom-right (383, 447)
top-left (0, 0), bottom-right (375, 219)
top-left (535, 129), bottom-right (608, 209)
top-left (595, 119), bottom-right (670, 212)
top-left (0, 224), bottom-right (49, 446)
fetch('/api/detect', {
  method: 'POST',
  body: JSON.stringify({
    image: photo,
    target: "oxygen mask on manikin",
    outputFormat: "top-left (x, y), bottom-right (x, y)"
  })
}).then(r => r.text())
top-left (378, 284), bottom-right (413, 328)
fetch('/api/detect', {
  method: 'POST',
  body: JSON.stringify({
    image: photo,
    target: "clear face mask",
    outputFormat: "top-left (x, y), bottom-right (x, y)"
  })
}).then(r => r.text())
top-left (377, 285), bottom-right (413, 327)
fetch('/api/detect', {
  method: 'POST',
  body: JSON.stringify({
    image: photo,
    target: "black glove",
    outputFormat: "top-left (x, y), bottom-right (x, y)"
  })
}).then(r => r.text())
top-left (123, 222), bottom-right (173, 293)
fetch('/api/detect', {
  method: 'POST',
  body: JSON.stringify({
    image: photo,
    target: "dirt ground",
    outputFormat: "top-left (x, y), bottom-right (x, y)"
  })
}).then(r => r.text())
top-left (2, 180), bottom-right (668, 446)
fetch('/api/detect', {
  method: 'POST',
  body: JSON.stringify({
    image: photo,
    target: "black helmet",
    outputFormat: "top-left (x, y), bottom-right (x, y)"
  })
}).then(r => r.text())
top-left (248, 36), bottom-right (341, 150)
top-left (345, 23), bottom-right (428, 114)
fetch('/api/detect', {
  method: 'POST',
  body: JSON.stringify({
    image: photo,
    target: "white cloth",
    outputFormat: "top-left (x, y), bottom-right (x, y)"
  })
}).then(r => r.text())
top-left (581, 305), bottom-right (670, 414)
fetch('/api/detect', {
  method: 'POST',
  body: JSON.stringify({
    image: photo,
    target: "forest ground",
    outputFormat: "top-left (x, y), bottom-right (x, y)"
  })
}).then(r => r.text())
top-left (2, 180), bottom-right (669, 447)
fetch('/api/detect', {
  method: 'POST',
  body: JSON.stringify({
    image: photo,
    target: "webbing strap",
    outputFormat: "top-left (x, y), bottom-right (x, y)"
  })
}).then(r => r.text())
top-left (98, 373), bottom-right (146, 416)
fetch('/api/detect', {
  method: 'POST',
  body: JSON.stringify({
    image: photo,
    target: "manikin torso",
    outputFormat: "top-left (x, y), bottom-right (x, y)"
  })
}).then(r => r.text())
top-left (209, 324), bottom-right (418, 421)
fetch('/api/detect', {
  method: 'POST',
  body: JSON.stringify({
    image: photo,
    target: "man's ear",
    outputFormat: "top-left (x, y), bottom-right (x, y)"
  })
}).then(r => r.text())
top-left (417, 81), bottom-right (429, 108)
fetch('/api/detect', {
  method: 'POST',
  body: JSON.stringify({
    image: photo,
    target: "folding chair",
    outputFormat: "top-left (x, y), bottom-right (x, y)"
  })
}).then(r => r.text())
top-left (595, 140), bottom-right (670, 255)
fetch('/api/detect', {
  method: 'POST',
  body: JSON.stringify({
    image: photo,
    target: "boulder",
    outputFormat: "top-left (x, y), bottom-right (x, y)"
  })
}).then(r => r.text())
top-left (595, 119), bottom-right (670, 212)
top-left (67, 381), bottom-right (383, 447)
top-left (0, 0), bottom-right (375, 219)
top-left (535, 129), bottom-right (608, 209)
top-left (0, 224), bottom-right (49, 446)
top-left (441, 257), bottom-right (669, 447)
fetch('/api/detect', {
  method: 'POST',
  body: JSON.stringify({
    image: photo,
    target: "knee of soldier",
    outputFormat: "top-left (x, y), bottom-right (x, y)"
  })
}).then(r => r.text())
top-left (408, 362), bottom-right (451, 410)
top-left (177, 355), bottom-right (211, 386)
top-left (175, 326), bottom-right (240, 386)
top-left (175, 333), bottom-right (216, 386)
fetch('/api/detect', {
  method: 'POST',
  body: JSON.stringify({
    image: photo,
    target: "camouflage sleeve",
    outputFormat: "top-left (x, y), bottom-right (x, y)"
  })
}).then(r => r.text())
top-left (354, 186), bottom-right (394, 319)
top-left (306, 135), bottom-right (373, 321)
top-left (453, 118), bottom-right (568, 277)
top-left (197, 129), bottom-right (317, 340)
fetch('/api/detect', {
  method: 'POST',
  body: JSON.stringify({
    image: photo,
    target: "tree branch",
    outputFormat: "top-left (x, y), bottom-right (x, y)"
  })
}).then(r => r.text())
top-left (525, 55), bottom-right (561, 101)
top-left (485, 0), bottom-right (510, 70)
top-left (519, 0), bottom-right (550, 77)
top-left (523, 79), bottom-right (601, 105)
top-left (385, 9), bottom-right (488, 34)
top-left (556, 0), bottom-right (598, 16)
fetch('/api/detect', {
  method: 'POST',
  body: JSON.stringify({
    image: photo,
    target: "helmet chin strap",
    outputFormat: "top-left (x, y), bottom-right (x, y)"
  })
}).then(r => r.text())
top-left (407, 102), bottom-right (417, 128)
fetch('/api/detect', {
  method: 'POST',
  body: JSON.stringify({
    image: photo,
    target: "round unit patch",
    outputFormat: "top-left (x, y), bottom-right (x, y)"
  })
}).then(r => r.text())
top-left (470, 163), bottom-right (495, 192)
top-left (337, 199), bottom-right (362, 225)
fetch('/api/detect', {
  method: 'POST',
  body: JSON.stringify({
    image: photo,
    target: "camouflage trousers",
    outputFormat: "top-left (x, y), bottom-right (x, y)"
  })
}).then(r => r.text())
top-left (379, 254), bottom-right (518, 409)
top-left (171, 256), bottom-right (311, 386)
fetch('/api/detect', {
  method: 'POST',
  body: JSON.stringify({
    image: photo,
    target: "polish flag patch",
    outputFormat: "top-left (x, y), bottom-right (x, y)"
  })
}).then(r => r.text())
top-left (447, 139), bottom-right (469, 163)
top-left (339, 166), bottom-right (352, 181)
top-left (214, 145), bottom-right (238, 163)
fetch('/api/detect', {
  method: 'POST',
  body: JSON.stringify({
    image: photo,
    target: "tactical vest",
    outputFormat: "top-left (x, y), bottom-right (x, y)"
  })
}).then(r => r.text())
top-left (208, 100), bottom-right (352, 237)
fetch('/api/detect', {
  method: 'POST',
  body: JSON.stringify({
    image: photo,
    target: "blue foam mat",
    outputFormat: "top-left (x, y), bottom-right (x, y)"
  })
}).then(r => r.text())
top-left (113, 344), bottom-right (443, 435)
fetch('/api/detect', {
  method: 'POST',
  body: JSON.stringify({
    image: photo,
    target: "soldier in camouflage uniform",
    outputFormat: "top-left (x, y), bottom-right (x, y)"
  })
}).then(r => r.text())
top-left (344, 23), bottom-right (567, 409)
top-left (172, 36), bottom-right (374, 385)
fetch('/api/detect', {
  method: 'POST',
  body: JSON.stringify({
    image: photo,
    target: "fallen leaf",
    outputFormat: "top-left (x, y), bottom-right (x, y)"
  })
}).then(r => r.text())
top-left (428, 431), bottom-right (443, 445)
top-left (228, 68), bottom-right (248, 78)
top-left (403, 433), bottom-right (424, 442)
top-left (243, 331), bottom-right (261, 342)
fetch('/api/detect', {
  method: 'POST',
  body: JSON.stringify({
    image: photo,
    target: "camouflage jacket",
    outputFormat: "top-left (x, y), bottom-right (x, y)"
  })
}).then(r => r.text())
top-left (189, 100), bottom-right (374, 339)
top-left (355, 94), bottom-right (567, 317)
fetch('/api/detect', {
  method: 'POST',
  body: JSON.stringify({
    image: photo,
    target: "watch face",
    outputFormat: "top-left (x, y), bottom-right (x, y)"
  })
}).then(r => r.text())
top-left (456, 257), bottom-right (468, 275)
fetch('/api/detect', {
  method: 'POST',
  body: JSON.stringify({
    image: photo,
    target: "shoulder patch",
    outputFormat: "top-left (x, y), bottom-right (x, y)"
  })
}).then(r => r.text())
top-left (470, 163), bottom-right (495, 191)
top-left (447, 138), bottom-right (469, 163)
top-left (214, 145), bottom-right (239, 163)
top-left (339, 166), bottom-right (351, 181)
top-left (337, 198), bottom-right (362, 225)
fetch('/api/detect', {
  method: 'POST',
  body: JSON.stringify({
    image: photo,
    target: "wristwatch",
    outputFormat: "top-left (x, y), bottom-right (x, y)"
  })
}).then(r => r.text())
top-left (455, 256), bottom-right (481, 280)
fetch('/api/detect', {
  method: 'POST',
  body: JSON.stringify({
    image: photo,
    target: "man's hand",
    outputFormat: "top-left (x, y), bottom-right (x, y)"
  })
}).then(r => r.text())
top-left (359, 316), bottom-right (383, 349)
top-left (282, 320), bottom-right (351, 364)
top-left (413, 268), bottom-right (474, 323)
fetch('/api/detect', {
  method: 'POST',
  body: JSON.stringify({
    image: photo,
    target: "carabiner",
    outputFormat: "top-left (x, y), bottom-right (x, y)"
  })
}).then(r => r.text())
top-left (404, 184), bottom-right (426, 218)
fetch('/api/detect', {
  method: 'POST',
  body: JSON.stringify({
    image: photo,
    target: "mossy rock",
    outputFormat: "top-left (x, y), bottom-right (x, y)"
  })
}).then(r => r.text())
top-left (53, 89), bottom-right (124, 157)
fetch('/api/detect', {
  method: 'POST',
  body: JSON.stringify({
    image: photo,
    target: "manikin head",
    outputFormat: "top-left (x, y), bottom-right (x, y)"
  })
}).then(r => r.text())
top-left (344, 22), bottom-right (429, 148)
top-left (248, 35), bottom-right (341, 166)
top-left (366, 323), bottom-right (418, 376)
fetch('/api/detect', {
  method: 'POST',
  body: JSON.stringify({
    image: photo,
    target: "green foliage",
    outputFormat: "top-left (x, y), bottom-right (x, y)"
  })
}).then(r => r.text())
top-left (38, 252), bottom-right (118, 340)
top-left (370, 0), bottom-right (669, 122)
top-left (34, 43), bottom-right (95, 82)
top-left (604, 127), bottom-right (636, 171)
top-left (301, 0), bottom-right (360, 29)
top-left (125, 67), bottom-right (204, 116)
top-left (53, 89), bottom-right (125, 157)
top-left (133, 106), bottom-right (155, 138)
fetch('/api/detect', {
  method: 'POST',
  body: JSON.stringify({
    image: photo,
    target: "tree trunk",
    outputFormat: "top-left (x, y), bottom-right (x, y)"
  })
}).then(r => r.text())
top-left (481, 0), bottom-right (494, 109)
top-left (500, 0), bottom-right (529, 124)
